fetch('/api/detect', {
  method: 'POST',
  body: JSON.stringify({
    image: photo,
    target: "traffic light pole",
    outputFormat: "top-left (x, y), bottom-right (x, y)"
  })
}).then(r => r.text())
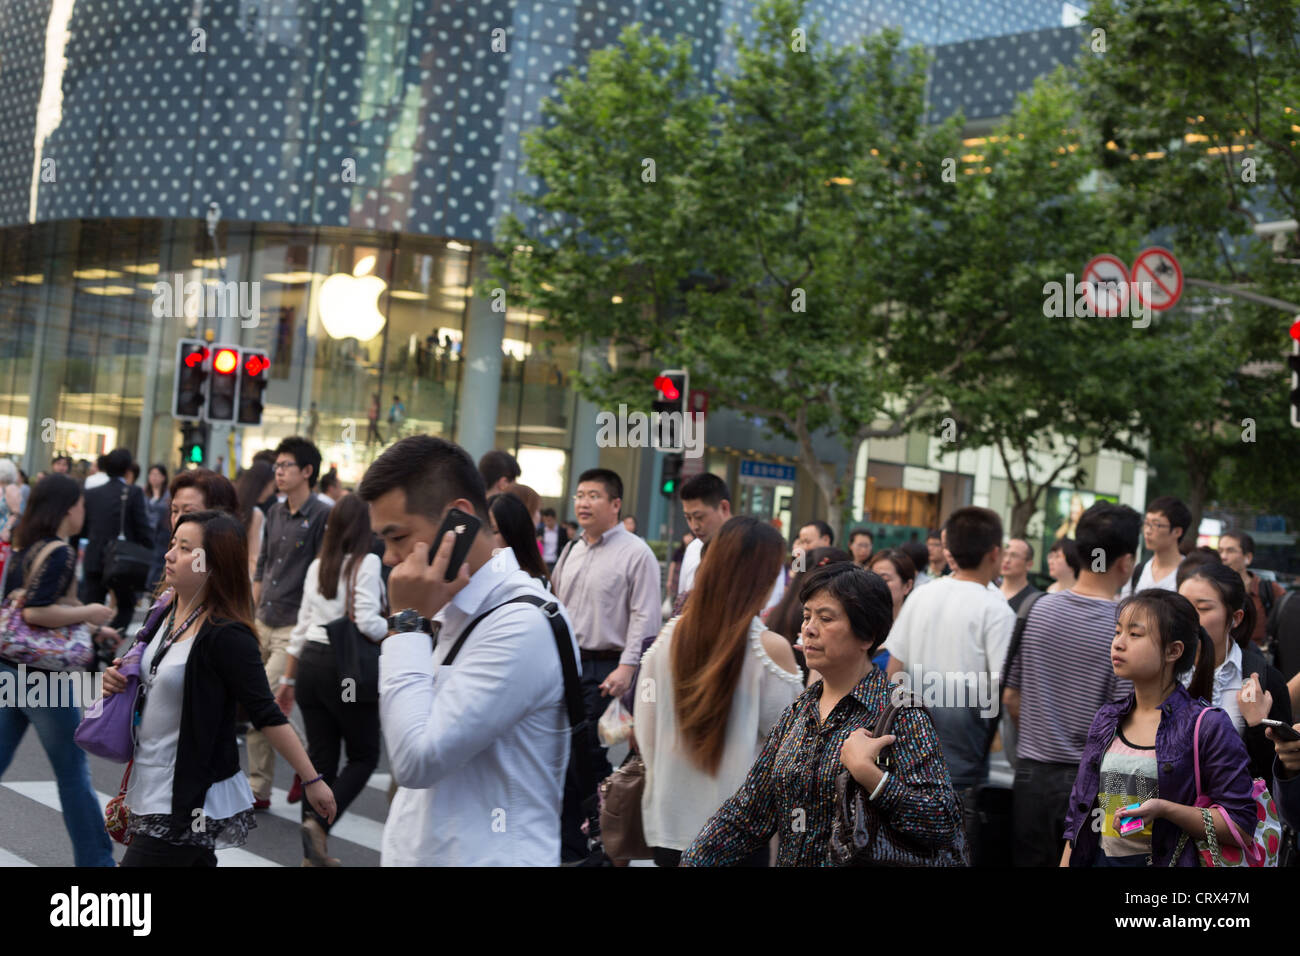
top-left (207, 203), bottom-right (235, 477)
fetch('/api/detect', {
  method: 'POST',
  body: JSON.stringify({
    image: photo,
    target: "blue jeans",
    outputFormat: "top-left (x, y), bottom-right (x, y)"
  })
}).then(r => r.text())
top-left (0, 661), bottom-right (116, 866)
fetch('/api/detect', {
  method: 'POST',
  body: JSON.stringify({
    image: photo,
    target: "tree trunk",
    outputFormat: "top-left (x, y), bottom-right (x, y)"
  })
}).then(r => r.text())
top-left (1008, 494), bottom-right (1039, 541)
top-left (794, 423), bottom-right (845, 543)
top-left (1183, 445), bottom-right (1211, 549)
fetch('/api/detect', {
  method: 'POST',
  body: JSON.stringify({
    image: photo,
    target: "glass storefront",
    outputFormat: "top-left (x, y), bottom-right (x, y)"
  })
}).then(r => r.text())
top-left (0, 219), bottom-right (579, 485)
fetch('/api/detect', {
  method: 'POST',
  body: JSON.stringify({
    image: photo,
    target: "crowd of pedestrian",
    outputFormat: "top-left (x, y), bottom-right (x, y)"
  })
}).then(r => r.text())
top-left (1, 437), bottom-right (1299, 870)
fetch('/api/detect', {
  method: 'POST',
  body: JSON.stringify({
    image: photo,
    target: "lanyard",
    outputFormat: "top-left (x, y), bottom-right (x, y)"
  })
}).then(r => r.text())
top-left (133, 602), bottom-right (204, 733)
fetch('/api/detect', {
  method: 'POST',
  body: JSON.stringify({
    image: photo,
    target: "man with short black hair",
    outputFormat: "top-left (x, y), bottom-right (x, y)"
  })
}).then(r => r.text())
top-left (886, 507), bottom-right (1014, 792)
top-left (81, 447), bottom-right (152, 634)
top-left (1004, 502), bottom-right (1141, 867)
top-left (794, 519), bottom-right (833, 555)
top-left (551, 467), bottom-right (661, 859)
top-left (536, 507), bottom-right (568, 571)
top-left (925, 529), bottom-right (951, 579)
top-left (478, 449), bottom-right (521, 496)
top-left (1120, 495), bottom-right (1190, 597)
top-left (248, 436), bottom-right (329, 808)
top-left (998, 538), bottom-right (1041, 613)
top-left (848, 528), bottom-right (874, 567)
top-left (677, 473), bottom-right (783, 610)
top-left (358, 436), bottom-right (579, 865)
top-left (1219, 531), bottom-right (1284, 649)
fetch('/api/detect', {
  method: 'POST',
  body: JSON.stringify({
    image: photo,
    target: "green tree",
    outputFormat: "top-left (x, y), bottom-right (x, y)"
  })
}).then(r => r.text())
top-left (1080, 0), bottom-right (1300, 527)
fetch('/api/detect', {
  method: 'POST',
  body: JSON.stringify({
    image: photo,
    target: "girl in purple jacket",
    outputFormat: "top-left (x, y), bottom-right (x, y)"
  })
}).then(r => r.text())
top-left (1061, 590), bottom-right (1256, 867)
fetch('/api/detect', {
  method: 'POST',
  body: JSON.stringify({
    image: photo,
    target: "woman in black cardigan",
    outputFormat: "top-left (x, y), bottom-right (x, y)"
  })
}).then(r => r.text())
top-left (103, 511), bottom-right (336, 866)
top-left (1178, 561), bottom-right (1293, 780)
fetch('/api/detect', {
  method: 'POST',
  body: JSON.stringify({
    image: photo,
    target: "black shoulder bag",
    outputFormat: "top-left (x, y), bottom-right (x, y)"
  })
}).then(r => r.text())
top-left (103, 485), bottom-right (153, 591)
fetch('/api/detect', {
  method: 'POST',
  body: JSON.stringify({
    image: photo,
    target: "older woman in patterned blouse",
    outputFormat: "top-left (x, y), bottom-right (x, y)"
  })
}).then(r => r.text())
top-left (681, 562), bottom-right (963, 866)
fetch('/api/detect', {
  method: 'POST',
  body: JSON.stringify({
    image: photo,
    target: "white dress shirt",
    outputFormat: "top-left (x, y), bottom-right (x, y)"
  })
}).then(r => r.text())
top-left (677, 536), bottom-right (784, 611)
top-left (1184, 639), bottom-right (1245, 734)
top-left (379, 546), bottom-right (578, 866)
top-left (287, 552), bottom-right (388, 659)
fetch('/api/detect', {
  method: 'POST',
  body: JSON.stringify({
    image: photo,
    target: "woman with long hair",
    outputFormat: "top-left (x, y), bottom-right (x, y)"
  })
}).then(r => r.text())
top-left (637, 516), bottom-right (803, 867)
top-left (0, 474), bottom-right (117, 866)
top-left (144, 464), bottom-right (170, 530)
top-left (1062, 590), bottom-right (1256, 866)
top-left (1178, 561), bottom-right (1292, 780)
top-left (488, 491), bottom-right (549, 584)
top-left (680, 562), bottom-right (964, 866)
top-left (235, 461), bottom-right (276, 581)
top-left (276, 495), bottom-right (386, 865)
top-left (102, 511), bottom-right (336, 865)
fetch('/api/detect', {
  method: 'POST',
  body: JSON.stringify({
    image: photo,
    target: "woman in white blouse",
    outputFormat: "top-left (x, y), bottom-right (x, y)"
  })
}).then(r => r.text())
top-left (636, 516), bottom-right (802, 867)
top-left (276, 494), bottom-right (387, 865)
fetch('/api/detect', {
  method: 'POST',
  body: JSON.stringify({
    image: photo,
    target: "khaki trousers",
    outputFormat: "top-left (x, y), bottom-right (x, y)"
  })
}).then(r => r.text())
top-left (246, 621), bottom-right (305, 800)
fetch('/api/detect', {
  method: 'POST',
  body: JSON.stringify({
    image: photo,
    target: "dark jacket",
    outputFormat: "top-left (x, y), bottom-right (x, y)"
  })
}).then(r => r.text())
top-left (137, 616), bottom-right (287, 838)
top-left (1240, 643), bottom-right (1293, 781)
top-left (82, 478), bottom-right (151, 575)
top-left (1063, 683), bottom-right (1256, 867)
top-left (537, 523), bottom-right (569, 557)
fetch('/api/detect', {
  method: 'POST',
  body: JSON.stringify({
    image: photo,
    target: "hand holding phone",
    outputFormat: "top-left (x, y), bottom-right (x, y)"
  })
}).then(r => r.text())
top-left (1262, 718), bottom-right (1300, 742)
top-left (430, 507), bottom-right (481, 582)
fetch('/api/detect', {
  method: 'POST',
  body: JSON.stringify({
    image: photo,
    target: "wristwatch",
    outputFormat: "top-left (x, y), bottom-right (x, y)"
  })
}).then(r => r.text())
top-left (386, 608), bottom-right (437, 637)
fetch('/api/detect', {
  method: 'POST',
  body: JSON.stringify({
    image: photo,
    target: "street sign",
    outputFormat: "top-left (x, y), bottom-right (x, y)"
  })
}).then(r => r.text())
top-left (1082, 254), bottom-right (1129, 317)
top-left (1131, 246), bottom-right (1183, 311)
top-left (739, 460), bottom-right (796, 487)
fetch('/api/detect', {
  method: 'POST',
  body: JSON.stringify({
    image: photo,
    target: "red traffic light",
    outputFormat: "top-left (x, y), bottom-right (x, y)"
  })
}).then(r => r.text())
top-left (244, 354), bottom-right (268, 376)
top-left (1290, 319), bottom-right (1300, 342)
top-left (213, 348), bottom-right (238, 375)
top-left (653, 375), bottom-right (680, 401)
top-left (183, 347), bottom-right (209, 368)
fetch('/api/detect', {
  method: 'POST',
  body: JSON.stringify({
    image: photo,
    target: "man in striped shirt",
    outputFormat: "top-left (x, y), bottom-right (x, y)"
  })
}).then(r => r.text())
top-left (1003, 502), bottom-right (1142, 867)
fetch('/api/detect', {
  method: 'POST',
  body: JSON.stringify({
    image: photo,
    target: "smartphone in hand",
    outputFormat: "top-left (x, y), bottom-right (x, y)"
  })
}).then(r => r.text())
top-left (1261, 718), bottom-right (1300, 742)
top-left (431, 507), bottom-right (480, 582)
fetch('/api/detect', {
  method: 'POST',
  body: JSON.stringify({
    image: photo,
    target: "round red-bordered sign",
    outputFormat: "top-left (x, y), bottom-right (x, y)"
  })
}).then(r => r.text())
top-left (1082, 253), bottom-right (1130, 318)
top-left (1131, 246), bottom-right (1183, 311)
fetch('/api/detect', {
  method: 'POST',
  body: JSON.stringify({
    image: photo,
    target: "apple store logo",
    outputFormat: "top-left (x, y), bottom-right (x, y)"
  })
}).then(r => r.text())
top-left (454, 524), bottom-right (466, 535)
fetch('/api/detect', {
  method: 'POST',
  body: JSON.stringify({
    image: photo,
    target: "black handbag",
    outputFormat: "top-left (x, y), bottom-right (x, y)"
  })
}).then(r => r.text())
top-left (326, 559), bottom-right (379, 703)
top-left (829, 693), bottom-right (971, 867)
top-left (963, 590), bottom-right (1045, 867)
top-left (103, 485), bottom-right (152, 591)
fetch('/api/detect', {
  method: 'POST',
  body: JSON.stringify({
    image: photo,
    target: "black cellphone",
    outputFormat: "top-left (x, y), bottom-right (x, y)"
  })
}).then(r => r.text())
top-left (430, 507), bottom-right (480, 581)
top-left (1261, 718), bottom-right (1300, 742)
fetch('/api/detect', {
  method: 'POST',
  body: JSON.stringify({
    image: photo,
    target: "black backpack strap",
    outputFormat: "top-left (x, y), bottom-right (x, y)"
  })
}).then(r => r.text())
top-left (1130, 557), bottom-right (1149, 592)
top-left (1257, 575), bottom-right (1275, 619)
top-left (439, 596), bottom-right (586, 730)
top-left (983, 589), bottom-right (1045, 765)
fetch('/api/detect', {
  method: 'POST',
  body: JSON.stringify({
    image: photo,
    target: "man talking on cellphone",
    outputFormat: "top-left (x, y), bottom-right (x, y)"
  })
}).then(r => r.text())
top-left (358, 436), bottom-right (579, 866)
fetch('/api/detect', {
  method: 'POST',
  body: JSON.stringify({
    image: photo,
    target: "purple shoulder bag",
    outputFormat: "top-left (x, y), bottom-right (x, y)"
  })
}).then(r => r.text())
top-left (74, 593), bottom-right (171, 762)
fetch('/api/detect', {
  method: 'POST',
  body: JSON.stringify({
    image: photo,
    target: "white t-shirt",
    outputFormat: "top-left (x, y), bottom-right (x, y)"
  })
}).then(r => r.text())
top-left (678, 536), bottom-right (783, 611)
top-left (884, 575), bottom-right (1015, 785)
top-left (1120, 559), bottom-right (1178, 598)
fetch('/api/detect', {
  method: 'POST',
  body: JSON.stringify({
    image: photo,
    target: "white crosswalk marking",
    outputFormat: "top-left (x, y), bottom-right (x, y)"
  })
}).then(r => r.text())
top-left (268, 786), bottom-right (385, 852)
top-left (367, 772), bottom-right (391, 792)
top-left (0, 847), bottom-right (36, 867)
top-left (1, 780), bottom-right (284, 867)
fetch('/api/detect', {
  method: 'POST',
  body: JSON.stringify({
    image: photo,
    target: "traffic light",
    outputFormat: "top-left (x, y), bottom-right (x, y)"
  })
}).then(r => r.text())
top-left (173, 339), bottom-right (209, 419)
top-left (660, 453), bottom-right (683, 497)
top-left (180, 421), bottom-right (209, 466)
top-left (652, 368), bottom-right (689, 450)
top-left (207, 347), bottom-right (239, 422)
top-left (237, 350), bottom-right (270, 426)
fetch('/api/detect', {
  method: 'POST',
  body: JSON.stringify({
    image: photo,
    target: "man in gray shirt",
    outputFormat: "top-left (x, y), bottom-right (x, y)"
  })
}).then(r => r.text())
top-left (551, 467), bottom-right (661, 860)
top-left (248, 436), bottom-right (329, 808)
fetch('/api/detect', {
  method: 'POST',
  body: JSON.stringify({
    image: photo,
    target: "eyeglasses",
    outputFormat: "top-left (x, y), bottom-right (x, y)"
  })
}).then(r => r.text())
top-left (573, 493), bottom-right (606, 503)
top-left (1143, 520), bottom-right (1169, 532)
top-left (273, 461), bottom-right (299, 472)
